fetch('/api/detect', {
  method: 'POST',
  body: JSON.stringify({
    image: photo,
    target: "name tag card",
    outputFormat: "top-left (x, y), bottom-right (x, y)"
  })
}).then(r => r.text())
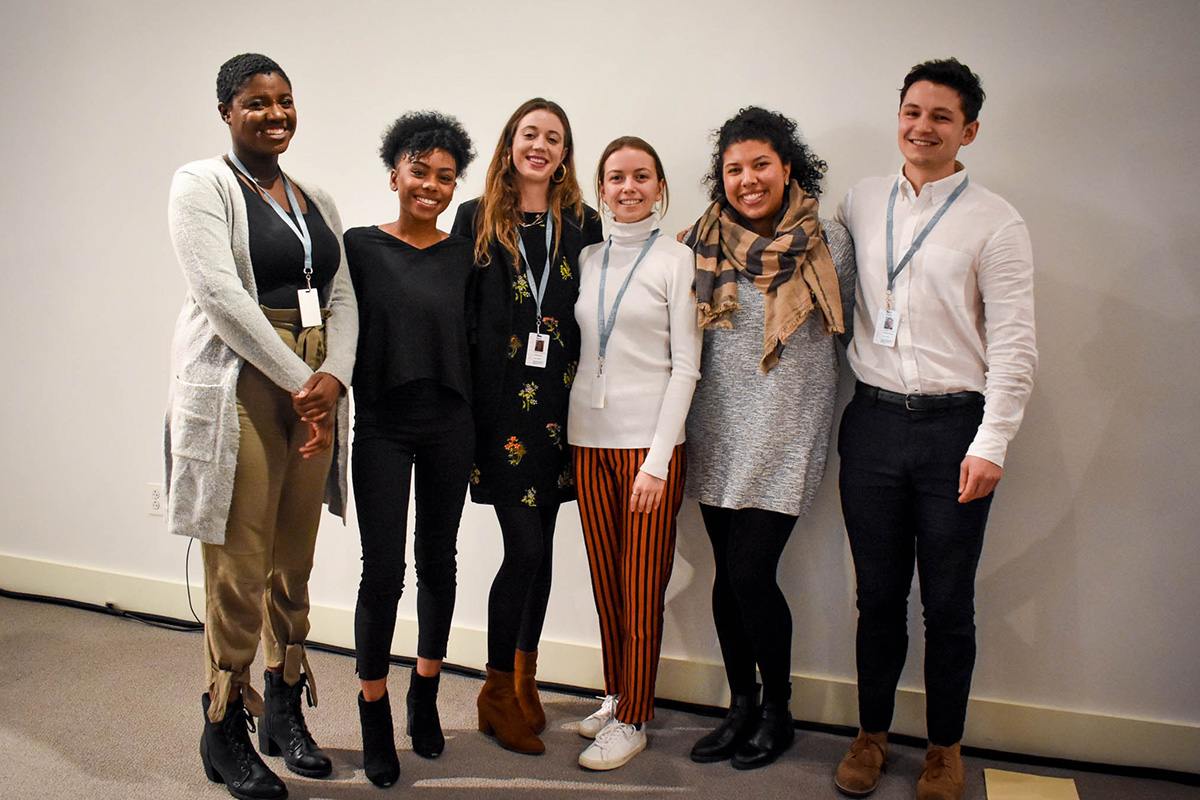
top-left (873, 308), bottom-right (898, 348)
top-left (298, 288), bottom-right (322, 328)
top-left (525, 332), bottom-right (549, 368)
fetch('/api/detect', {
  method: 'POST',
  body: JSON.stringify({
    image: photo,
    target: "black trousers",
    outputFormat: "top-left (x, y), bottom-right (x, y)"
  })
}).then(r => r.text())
top-left (352, 382), bottom-right (474, 679)
top-left (699, 503), bottom-right (798, 702)
top-left (838, 388), bottom-right (993, 746)
top-left (485, 503), bottom-right (560, 672)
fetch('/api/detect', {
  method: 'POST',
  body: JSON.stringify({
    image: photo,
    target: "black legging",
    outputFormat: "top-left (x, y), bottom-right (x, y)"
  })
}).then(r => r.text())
top-left (699, 503), bottom-right (798, 702)
top-left (485, 503), bottom-right (560, 672)
top-left (352, 383), bottom-right (474, 680)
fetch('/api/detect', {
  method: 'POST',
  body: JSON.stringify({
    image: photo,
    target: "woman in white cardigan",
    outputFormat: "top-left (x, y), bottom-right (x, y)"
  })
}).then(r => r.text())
top-left (567, 136), bottom-right (701, 771)
top-left (165, 53), bottom-right (356, 800)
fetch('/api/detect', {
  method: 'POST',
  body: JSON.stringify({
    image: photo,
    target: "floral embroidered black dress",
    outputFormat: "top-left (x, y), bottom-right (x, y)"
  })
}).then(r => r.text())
top-left (452, 200), bottom-right (603, 507)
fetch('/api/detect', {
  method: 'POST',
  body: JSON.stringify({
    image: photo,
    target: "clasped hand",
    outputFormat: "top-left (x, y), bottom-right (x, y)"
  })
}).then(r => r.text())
top-left (292, 372), bottom-right (342, 458)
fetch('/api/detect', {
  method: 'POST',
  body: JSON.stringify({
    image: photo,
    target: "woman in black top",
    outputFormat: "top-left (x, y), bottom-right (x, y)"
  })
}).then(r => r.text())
top-left (344, 112), bottom-right (476, 784)
top-left (451, 98), bottom-right (602, 755)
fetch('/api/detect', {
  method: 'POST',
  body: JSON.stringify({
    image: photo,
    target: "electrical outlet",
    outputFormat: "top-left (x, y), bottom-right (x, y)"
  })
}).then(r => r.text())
top-left (148, 483), bottom-right (164, 516)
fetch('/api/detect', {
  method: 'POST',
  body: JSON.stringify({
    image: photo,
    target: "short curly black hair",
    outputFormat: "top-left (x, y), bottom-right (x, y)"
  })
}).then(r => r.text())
top-left (705, 106), bottom-right (827, 202)
top-left (216, 53), bottom-right (290, 107)
top-left (901, 57), bottom-right (985, 124)
top-left (379, 111), bottom-right (476, 178)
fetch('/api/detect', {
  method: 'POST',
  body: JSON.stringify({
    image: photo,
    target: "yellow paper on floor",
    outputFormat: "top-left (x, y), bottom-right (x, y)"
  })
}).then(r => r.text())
top-left (984, 768), bottom-right (1080, 800)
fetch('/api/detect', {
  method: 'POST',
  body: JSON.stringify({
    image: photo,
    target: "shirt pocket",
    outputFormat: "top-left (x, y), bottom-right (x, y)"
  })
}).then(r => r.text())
top-left (918, 244), bottom-right (976, 306)
top-left (170, 379), bottom-right (222, 462)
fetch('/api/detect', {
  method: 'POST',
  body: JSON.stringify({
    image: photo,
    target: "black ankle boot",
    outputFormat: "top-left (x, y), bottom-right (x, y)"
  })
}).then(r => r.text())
top-left (690, 685), bottom-right (761, 763)
top-left (358, 691), bottom-right (400, 787)
top-left (200, 693), bottom-right (288, 800)
top-left (406, 669), bottom-right (445, 758)
top-left (259, 671), bottom-right (332, 778)
top-left (731, 695), bottom-right (795, 770)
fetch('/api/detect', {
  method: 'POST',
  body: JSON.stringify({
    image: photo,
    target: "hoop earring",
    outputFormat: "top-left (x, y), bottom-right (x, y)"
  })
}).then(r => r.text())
top-left (551, 164), bottom-right (567, 184)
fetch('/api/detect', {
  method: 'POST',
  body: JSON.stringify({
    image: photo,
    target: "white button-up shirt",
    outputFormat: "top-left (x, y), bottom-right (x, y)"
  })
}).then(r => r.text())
top-left (836, 167), bottom-right (1037, 467)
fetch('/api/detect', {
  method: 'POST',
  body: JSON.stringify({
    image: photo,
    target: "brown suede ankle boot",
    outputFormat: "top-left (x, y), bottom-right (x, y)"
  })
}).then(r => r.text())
top-left (916, 742), bottom-right (964, 800)
top-left (477, 665), bottom-right (545, 754)
top-left (835, 729), bottom-right (888, 797)
top-left (514, 649), bottom-right (546, 734)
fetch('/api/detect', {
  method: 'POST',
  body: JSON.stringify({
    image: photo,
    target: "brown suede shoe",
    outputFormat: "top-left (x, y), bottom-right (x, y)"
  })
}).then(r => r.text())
top-left (916, 742), bottom-right (964, 800)
top-left (835, 729), bottom-right (888, 796)
top-left (514, 649), bottom-right (547, 734)
top-left (477, 665), bottom-right (545, 755)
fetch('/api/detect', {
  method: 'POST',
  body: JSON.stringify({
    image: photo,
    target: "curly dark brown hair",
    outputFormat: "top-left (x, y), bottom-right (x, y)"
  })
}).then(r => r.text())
top-left (379, 110), bottom-right (475, 177)
top-left (704, 106), bottom-right (827, 202)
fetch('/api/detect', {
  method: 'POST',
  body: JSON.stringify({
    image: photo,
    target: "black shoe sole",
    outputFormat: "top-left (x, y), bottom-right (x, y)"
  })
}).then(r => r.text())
top-left (690, 748), bottom-right (736, 763)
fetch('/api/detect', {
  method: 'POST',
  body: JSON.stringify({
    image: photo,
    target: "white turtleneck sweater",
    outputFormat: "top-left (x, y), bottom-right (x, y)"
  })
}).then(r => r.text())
top-left (567, 213), bottom-right (702, 479)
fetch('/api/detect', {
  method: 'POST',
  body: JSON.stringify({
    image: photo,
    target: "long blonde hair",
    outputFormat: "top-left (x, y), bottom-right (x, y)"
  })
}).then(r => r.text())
top-left (473, 98), bottom-right (584, 269)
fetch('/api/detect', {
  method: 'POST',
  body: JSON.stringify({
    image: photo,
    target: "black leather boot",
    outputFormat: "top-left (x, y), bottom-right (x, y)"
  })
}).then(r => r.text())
top-left (731, 694), bottom-right (795, 770)
top-left (259, 671), bottom-right (332, 777)
top-left (358, 691), bottom-right (401, 788)
top-left (406, 669), bottom-right (445, 758)
top-left (690, 684), bottom-right (761, 763)
top-left (200, 693), bottom-right (288, 800)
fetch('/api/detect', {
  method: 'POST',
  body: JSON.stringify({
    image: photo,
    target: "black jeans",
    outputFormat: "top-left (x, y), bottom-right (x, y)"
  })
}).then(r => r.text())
top-left (352, 382), bottom-right (474, 679)
top-left (699, 503), bottom-right (798, 702)
top-left (838, 389), bottom-right (993, 746)
top-left (485, 503), bottom-right (560, 672)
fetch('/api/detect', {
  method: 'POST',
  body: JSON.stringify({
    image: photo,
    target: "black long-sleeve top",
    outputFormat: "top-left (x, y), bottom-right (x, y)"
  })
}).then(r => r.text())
top-left (344, 226), bottom-right (475, 406)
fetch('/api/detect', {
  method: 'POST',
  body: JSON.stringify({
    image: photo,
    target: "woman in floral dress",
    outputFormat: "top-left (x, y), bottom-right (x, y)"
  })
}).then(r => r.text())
top-left (451, 97), bottom-right (602, 754)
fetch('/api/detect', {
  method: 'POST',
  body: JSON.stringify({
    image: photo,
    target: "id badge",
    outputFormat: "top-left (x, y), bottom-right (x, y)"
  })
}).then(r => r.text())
top-left (872, 308), bottom-right (898, 348)
top-left (591, 372), bottom-right (606, 409)
top-left (298, 288), bottom-right (322, 328)
top-left (525, 333), bottom-right (550, 368)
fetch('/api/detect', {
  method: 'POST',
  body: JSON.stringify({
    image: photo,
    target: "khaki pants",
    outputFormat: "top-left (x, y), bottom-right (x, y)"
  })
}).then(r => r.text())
top-left (202, 308), bottom-right (332, 722)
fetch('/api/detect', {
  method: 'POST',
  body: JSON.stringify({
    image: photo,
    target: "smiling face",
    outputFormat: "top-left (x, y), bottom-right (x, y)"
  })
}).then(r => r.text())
top-left (898, 80), bottom-right (978, 184)
top-left (600, 147), bottom-right (664, 224)
top-left (510, 109), bottom-right (566, 188)
top-left (219, 72), bottom-right (295, 162)
top-left (721, 139), bottom-right (791, 237)
top-left (391, 148), bottom-right (458, 224)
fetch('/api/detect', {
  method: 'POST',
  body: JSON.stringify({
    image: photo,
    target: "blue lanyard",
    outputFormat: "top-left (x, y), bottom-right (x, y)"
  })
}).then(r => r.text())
top-left (517, 215), bottom-right (554, 333)
top-left (885, 175), bottom-right (969, 305)
top-left (596, 229), bottom-right (660, 373)
top-left (228, 151), bottom-right (314, 288)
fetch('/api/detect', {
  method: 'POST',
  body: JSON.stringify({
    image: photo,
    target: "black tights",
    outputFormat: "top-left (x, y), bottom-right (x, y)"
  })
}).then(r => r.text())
top-left (485, 503), bottom-right (560, 672)
top-left (699, 504), bottom-right (798, 702)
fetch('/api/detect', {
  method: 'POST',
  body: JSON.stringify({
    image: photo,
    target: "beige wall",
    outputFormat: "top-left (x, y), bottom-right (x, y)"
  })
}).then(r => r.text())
top-left (2, 0), bottom-right (1198, 770)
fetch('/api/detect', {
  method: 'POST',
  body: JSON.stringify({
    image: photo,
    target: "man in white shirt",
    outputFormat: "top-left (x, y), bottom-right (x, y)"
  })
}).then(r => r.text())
top-left (832, 58), bottom-right (1037, 800)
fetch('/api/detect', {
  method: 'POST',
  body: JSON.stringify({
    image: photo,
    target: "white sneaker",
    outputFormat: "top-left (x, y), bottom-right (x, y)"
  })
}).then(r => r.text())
top-left (578, 694), bottom-right (618, 739)
top-left (578, 720), bottom-right (647, 771)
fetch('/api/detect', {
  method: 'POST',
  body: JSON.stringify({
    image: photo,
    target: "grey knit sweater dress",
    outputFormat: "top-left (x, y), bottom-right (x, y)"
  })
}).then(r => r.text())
top-left (684, 219), bottom-right (856, 517)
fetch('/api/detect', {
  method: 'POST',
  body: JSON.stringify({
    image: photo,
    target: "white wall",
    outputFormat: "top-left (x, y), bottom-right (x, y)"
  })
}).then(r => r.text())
top-left (3, 0), bottom-right (1199, 771)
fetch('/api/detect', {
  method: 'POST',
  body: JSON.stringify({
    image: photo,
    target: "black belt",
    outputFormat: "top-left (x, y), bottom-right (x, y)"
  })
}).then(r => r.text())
top-left (855, 382), bottom-right (984, 411)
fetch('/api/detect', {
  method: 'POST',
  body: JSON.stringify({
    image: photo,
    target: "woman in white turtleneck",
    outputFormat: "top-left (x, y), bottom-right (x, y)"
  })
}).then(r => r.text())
top-left (567, 136), bottom-right (702, 771)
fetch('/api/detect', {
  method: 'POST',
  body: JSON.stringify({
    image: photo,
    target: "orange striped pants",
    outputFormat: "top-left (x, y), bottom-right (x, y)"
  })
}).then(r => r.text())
top-left (573, 444), bottom-right (686, 724)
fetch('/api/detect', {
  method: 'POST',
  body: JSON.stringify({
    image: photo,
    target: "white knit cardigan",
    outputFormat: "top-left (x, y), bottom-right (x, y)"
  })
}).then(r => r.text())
top-left (164, 157), bottom-right (357, 543)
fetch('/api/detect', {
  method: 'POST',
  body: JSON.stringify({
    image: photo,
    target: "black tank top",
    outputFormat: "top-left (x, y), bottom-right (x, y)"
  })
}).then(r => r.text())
top-left (234, 169), bottom-right (340, 308)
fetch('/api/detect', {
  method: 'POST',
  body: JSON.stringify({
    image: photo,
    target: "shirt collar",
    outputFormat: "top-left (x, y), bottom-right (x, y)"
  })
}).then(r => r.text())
top-left (896, 162), bottom-right (969, 206)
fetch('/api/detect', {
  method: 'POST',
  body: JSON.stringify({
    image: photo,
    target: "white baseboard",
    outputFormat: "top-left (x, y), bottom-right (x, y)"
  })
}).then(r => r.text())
top-left (2, 553), bottom-right (1195, 774)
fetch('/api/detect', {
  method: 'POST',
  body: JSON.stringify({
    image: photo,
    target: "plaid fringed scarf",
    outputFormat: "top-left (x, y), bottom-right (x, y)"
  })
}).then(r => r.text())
top-left (689, 181), bottom-right (844, 373)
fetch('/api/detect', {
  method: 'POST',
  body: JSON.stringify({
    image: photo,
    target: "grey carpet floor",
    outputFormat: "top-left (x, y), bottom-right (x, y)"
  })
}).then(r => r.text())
top-left (0, 595), bottom-right (1195, 800)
